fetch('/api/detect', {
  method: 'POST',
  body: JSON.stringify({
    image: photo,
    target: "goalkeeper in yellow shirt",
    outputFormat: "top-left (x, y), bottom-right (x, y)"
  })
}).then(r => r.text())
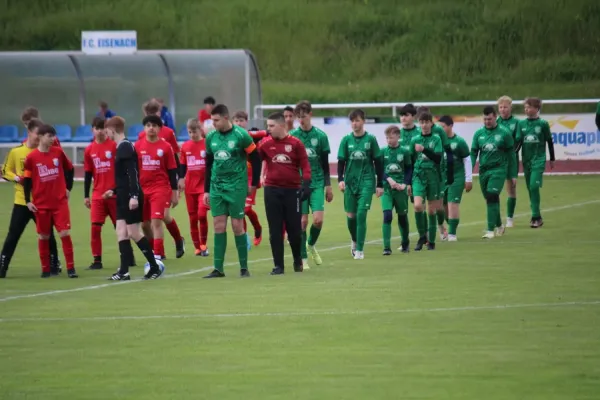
top-left (0, 119), bottom-right (61, 278)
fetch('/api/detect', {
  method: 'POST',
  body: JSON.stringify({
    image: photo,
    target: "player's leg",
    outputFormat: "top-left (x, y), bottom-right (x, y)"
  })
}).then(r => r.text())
top-left (395, 190), bottom-right (410, 252)
top-left (505, 178), bottom-right (517, 227)
top-left (204, 192), bottom-right (229, 278)
top-left (380, 190), bottom-right (394, 255)
top-left (198, 199), bottom-right (210, 256)
top-left (264, 187), bottom-right (286, 273)
top-left (528, 167), bottom-right (544, 227)
top-left (282, 187), bottom-right (303, 271)
top-left (110, 219), bottom-right (134, 280)
top-left (306, 189), bottom-right (325, 265)
top-left (425, 173), bottom-right (442, 249)
top-left (244, 191), bottom-right (262, 246)
top-left (492, 172), bottom-right (505, 235)
top-left (412, 176), bottom-right (428, 250)
top-left (229, 190), bottom-right (250, 276)
top-left (53, 204), bottom-right (78, 278)
top-left (300, 202), bottom-right (309, 266)
top-left (482, 173), bottom-right (503, 238)
top-left (436, 185), bottom-right (447, 241)
top-left (48, 231), bottom-right (61, 274)
top-left (185, 193), bottom-right (201, 253)
top-left (147, 192), bottom-right (167, 259)
top-left (163, 204), bottom-right (185, 258)
top-left (446, 181), bottom-right (464, 241)
top-left (0, 205), bottom-right (33, 278)
top-left (123, 197), bottom-right (162, 279)
top-left (344, 192), bottom-right (358, 257)
top-left (142, 196), bottom-right (153, 246)
top-left (34, 210), bottom-right (53, 277)
top-left (88, 198), bottom-right (107, 270)
top-left (354, 189), bottom-right (373, 259)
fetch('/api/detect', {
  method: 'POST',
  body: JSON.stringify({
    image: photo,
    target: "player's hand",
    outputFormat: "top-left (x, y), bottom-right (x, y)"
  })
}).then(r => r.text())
top-left (465, 182), bottom-right (473, 192)
top-left (550, 161), bottom-right (555, 170)
top-left (387, 177), bottom-right (397, 187)
top-left (325, 186), bottom-right (334, 202)
top-left (178, 178), bottom-right (185, 192)
top-left (407, 185), bottom-right (412, 197)
top-left (376, 187), bottom-right (384, 198)
top-left (511, 178), bottom-right (517, 187)
top-left (14, 176), bottom-right (23, 185)
top-left (414, 144), bottom-right (424, 152)
top-left (129, 197), bottom-right (139, 210)
top-left (260, 175), bottom-right (266, 187)
top-left (26, 202), bottom-right (37, 213)
top-left (203, 193), bottom-right (210, 207)
top-left (102, 190), bottom-right (114, 199)
top-left (338, 181), bottom-right (345, 192)
top-left (398, 183), bottom-right (407, 191)
top-left (66, 190), bottom-right (70, 200)
top-left (84, 198), bottom-right (91, 209)
top-left (248, 186), bottom-right (257, 196)
top-left (171, 191), bottom-right (179, 208)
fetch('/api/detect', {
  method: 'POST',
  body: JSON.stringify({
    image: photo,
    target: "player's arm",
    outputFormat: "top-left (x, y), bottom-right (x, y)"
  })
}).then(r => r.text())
top-left (165, 147), bottom-right (178, 191)
top-left (1, 148), bottom-right (18, 182)
top-left (371, 137), bottom-right (384, 188)
top-left (83, 149), bottom-right (93, 199)
top-left (242, 133), bottom-right (261, 187)
top-left (470, 132), bottom-right (480, 169)
top-left (403, 150), bottom-right (413, 185)
top-left (204, 136), bottom-right (214, 194)
top-left (503, 131), bottom-right (518, 179)
top-left (595, 102), bottom-right (600, 131)
top-left (336, 137), bottom-right (348, 182)
top-left (543, 121), bottom-right (556, 163)
top-left (22, 157), bottom-right (33, 204)
top-left (61, 150), bottom-right (74, 192)
top-left (178, 150), bottom-right (187, 180)
top-left (421, 138), bottom-right (443, 164)
top-left (248, 129), bottom-right (268, 145)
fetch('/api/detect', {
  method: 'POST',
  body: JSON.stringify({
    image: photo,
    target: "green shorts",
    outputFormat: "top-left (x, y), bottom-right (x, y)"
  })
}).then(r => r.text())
top-left (444, 180), bottom-right (465, 204)
top-left (301, 188), bottom-right (325, 214)
top-left (479, 170), bottom-right (505, 197)
top-left (412, 170), bottom-right (442, 201)
top-left (344, 190), bottom-right (373, 214)
top-left (210, 188), bottom-right (246, 218)
top-left (381, 189), bottom-right (408, 214)
top-left (506, 153), bottom-right (520, 180)
top-left (524, 166), bottom-right (545, 191)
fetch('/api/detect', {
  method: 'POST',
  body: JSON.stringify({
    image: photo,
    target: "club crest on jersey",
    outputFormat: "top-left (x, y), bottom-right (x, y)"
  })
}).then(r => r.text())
top-left (534, 126), bottom-right (542, 133)
top-left (450, 142), bottom-right (457, 150)
top-left (200, 150), bottom-right (206, 158)
top-left (105, 151), bottom-right (112, 159)
top-left (157, 149), bottom-right (164, 157)
top-left (510, 124), bottom-right (516, 131)
top-left (311, 138), bottom-right (318, 146)
top-left (228, 141), bottom-right (235, 149)
top-left (396, 154), bottom-right (404, 162)
top-left (494, 134), bottom-right (502, 142)
top-left (284, 145), bottom-right (292, 153)
top-left (52, 158), bottom-right (59, 167)
top-left (364, 142), bottom-right (371, 150)
top-left (428, 141), bottom-right (435, 149)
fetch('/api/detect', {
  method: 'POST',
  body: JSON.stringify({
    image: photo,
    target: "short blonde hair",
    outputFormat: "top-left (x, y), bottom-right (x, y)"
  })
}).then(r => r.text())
top-left (186, 118), bottom-right (201, 130)
top-left (384, 125), bottom-right (400, 136)
top-left (497, 95), bottom-right (513, 105)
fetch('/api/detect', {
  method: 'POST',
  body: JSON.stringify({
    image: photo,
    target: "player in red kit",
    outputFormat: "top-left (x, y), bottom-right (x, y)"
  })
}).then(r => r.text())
top-left (178, 118), bottom-right (210, 257)
top-left (135, 115), bottom-right (181, 259)
top-left (233, 111), bottom-right (266, 247)
top-left (23, 125), bottom-right (78, 278)
top-left (83, 117), bottom-right (118, 270)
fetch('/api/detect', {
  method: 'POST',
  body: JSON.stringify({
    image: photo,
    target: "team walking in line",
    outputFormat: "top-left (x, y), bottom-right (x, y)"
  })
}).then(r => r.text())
top-left (0, 96), bottom-right (558, 278)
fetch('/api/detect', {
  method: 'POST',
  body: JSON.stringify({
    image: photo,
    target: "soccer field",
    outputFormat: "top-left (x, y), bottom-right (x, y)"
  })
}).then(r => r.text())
top-left (0, 176), bottom-right (599, 399)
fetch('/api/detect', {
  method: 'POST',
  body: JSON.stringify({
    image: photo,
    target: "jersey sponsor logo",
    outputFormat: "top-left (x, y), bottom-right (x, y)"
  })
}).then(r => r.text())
top-left (36, 164), bottom-right (60, 180)
top-left (105, 151), bottom-right (112, 159)
top-left (214, 150), bottom-right (231, 160)
top-left (482, 143), bottom-right (497, 152)
top-left (228, 141), bottom-right (235, 149)
top-left (311, 138), bottom-right (318, 146)
top-left (142, 155), bottom-right (161, 166)
top-left (350, 150), bottom-right (366, 160)
top-left (524, 134), bottom-right (539, 143)
top-left (284, 144), bottom-right (292, 153)
top-left (93, 157), bottom-right (112, 170)
top-left (186, 155), bottom-right (206, 168)
top-left (386, 163), bottom-right (401, 172)
top-left (157, 149), bottom-right (164, 157)
top-left (272, 154), bottom-right (292, 164)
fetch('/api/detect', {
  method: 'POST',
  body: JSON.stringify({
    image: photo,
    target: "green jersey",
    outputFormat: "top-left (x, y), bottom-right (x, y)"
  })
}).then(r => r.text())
top-left (496, 115), bottom-right (520, 141)
top-left (445, 134), bottom-right (470, 182)
top-left (596, 101), bottom-right (600, 114)
top-left (400, 125), bottom-right (420, 152)
top-left (410, 133), bottom-right (443, 174)
top-left (290, 126), bottom-right (330, 188)
top-left (205, 125), bottom-right (254, 191)
top-left (337, 132), bottom-right (381, 193)
top-left (515, 118), bottom-right (553, 168)
top-left (381, 145), bottom-right (412, 190)
top-left (470, 125), bottom-right (515, 172)
top-left (432, 123), bottom-right (450, 151)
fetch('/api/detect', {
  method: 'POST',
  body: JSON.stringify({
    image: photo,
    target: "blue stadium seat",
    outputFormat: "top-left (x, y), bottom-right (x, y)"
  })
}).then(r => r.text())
top-left (54, 124), bottom-right (72, 142)
top-left (0, 125), bottom-right (19, 143)
top-left (74, 125), bottom-right (93, 142)
top-left (19, 128), bottom-right (28, 141)
top-left (177, 125), bottom-right (189, 141)
top-left (128, 124), bottom-right (143, 141)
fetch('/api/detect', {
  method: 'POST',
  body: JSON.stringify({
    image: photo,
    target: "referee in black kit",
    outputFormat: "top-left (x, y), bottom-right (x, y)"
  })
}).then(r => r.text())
top-left (103, 116), bottom-right (163, 281)
top-left (258, 112), bottom-right (312, 275)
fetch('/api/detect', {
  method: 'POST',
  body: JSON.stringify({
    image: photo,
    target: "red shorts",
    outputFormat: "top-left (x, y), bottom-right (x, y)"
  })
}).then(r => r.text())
top-left (91, 197), bottom-right (117, 225)
top-left (185, 192), bottom-right (210, 216)
top-left (245, 191), bottom-right (257, 208)
top-left (143, 189), bottom-right (171, 221)
top-left (35, 203), bottom-right (71, 234)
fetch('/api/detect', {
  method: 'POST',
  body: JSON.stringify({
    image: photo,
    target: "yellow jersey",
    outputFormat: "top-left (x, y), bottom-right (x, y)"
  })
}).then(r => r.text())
top-left (1, 143), bottom-right (36, 205)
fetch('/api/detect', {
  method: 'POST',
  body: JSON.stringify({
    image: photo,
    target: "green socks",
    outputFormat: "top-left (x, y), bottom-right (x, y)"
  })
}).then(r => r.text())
top-left (234, 234), bottom-right (248, 270)
top-left (382, 222), bottom-right (392, 249)
top-left (307, 225), bottom-right (321, 246)
top-left (214, 232), bottom-right (227, 273)
top-left (448, 218), bottom-right (459, 235)
top-left (300, 230), bottom-right (307, 259)
top-left (415, 211), bottom-right (427, 237)
top-left (427, 214), bottom-right (437, 244)
top-left (507, 197), bottom-right (516, 218)
top-left (436, 209), bottom-right (445, 226)
top-left (530, 188), bottom-right (541, 218)
top-left (356, 210), bottom-right (368, 252)
top-left (398, 214), bottom-right (409, 244)
top-left (347, 217), bottom-right (357, 242)
top-left (487, 203), bottom-right (499, 231)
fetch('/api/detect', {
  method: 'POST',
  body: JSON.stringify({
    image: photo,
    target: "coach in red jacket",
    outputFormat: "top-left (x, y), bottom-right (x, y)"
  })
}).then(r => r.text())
top-left (259, 112), bottom-right (311, 275)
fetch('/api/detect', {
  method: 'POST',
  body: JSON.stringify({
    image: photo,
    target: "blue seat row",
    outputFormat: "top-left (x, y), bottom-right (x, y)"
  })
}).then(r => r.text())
top-left (0, 124), bottom-right (147, 143)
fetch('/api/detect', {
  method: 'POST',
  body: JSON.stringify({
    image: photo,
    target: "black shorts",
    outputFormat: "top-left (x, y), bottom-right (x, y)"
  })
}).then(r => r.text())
top-left (116, 192), bottom-right (144, 225)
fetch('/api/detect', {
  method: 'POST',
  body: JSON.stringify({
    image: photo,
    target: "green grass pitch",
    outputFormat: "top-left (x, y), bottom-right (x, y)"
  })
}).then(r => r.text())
top-left (0, 176), bottom-right (599, 400)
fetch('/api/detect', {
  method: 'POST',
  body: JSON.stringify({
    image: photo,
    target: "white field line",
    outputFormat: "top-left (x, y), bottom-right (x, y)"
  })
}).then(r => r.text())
top-left (0, 199), bottom-right (598, 303)
top-left (0, 300), bottom-right (599, 323)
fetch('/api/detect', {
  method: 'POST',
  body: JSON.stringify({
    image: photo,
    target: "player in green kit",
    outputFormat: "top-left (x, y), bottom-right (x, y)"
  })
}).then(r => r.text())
top-left (380, 126), bottom-right (412, 254)
top-left (437, 116), bottom-right (472, 241)
top-left (399, 104), bottom-right (421, 150)
top-left (496, 96), bottom-right (520, 227)
top-left (471, 106), bottom-right (517, 239)
top-left (337, 109), bottom-right (384, 260)
top-left (410, 111), bottom-right (444, 250)
top-left (291, 101), bottom-right (333, 270)
top-left (202, 104), bottom-right (262, 278)
top-left (515, 97), bottom-right (555, 228)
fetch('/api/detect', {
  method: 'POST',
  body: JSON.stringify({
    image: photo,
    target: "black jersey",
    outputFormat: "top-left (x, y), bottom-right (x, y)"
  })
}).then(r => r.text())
top-left (115, 139), bottom-right (141, 198)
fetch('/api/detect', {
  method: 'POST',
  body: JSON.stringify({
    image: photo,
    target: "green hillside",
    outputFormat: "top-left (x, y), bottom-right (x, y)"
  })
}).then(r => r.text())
top-left (1, 0), bottom-right (599, 109)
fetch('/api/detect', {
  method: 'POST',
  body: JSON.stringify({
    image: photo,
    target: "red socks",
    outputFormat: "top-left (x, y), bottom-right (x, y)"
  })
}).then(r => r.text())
top-left (166, 218), bottom-right (183, 242)
top-left (91, 224), bottom-right (102, 257)
top-left (60, 235), bottom-right (75, 270)
top-left (38, 239), bottom-right (50, 273)
top-left (199, 216), bottom-right (208, 247)
top-left (245, 208), bottom-right (262, 232)
top-left (189, 216), bottom-right (200, 250)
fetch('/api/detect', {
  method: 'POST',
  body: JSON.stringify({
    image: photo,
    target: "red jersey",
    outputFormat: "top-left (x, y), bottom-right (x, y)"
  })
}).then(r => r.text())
top-left (198, 109), bottom-right (211, 123)
top-left (84, 139), bottom-right (117, 200)
top-left (180, 139), bottom-right (207, 194)
top-left (135, 138), bottom-right (177, 193)
top-left (138, 126), bottom-right (180, 154)
top-left (23, 147), bottom-right (73, 209)
top-left (258, 135), bottom-right (311, 188)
